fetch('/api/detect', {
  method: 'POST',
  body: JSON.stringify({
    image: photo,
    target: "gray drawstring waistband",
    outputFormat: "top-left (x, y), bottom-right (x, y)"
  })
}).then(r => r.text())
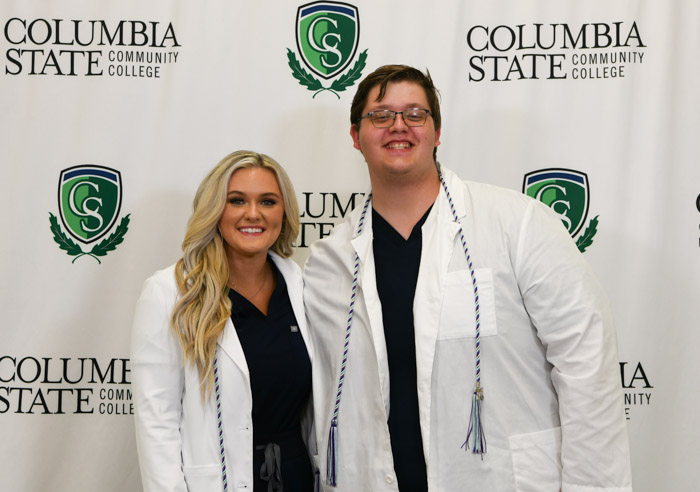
top-left (256, 442), bottom-right (283, 492)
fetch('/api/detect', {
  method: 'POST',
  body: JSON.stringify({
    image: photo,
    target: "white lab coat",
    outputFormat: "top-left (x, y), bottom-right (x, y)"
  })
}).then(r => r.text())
top-left (303, 166), bottom-right (632, 492)
top-left (131, 252), bottom-right (315, 492)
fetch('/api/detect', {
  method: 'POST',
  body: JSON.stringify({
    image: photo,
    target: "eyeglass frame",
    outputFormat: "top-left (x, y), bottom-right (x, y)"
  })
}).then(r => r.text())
top-left (359, 108), bottom-right (432, 128)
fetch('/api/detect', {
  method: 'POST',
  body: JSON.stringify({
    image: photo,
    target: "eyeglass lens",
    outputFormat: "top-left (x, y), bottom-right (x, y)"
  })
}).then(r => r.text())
top-left (372, 109), bottom-right (428, 127)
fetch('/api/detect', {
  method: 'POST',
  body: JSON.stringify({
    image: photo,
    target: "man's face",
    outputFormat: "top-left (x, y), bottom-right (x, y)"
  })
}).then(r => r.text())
top-left (350, 81), bottom-right (440, 181)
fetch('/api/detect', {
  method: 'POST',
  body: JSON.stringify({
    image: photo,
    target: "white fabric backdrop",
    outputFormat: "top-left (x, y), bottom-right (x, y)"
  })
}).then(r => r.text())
top-left (1, 1), bottom-right (698, 490)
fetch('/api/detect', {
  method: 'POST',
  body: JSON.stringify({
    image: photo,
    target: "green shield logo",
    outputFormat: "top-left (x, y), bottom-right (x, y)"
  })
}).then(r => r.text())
top-left (523, 169), bottom-right (589, 237)
top-left (296, 2), bottom-right (359, 79)
top-left (59, 166), bottom-right (122, 244)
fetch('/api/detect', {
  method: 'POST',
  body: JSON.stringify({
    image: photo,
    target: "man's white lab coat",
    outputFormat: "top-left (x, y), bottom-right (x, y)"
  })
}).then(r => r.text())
top-left (131, 253), bottom-right (314, 492)
top-left (303, 166), bottom-right (632, 492)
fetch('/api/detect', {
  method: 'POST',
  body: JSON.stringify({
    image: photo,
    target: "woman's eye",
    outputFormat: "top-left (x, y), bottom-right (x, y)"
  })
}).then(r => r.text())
top-left (229, 198), bottom-right (245, 205)
top-left (261, 199), bottom-right (277, 206)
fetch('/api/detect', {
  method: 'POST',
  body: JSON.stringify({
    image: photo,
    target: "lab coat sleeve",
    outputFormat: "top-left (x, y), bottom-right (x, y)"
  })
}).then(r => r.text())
top-left (514, 201), bottom-right (632, 491)
top-left (131, 273), bottom-right (188, 492)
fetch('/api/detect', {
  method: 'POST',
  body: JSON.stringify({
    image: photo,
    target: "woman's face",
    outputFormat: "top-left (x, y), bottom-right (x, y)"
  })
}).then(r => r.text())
top-left (219, 167), bottom-right (284, 260)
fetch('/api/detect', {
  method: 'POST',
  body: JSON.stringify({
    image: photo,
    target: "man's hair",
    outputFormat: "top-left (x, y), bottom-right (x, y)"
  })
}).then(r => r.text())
top-left (350, 65), bottom-right (441, 161)
top-left (350, 64), bottom-right (441, 132)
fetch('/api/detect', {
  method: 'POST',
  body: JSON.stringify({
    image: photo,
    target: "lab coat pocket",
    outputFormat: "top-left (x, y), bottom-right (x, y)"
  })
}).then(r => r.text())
top-left (183, 464), bottom-right (221, 491)
top-left (509, 427), bottom-right (562, 492)
top-left (438, 268), bottom-right (497, 340)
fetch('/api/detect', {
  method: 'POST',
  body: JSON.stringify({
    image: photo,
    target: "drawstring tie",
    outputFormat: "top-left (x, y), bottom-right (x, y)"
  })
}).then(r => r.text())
top-left (257, 442), bottom-right (283, 492)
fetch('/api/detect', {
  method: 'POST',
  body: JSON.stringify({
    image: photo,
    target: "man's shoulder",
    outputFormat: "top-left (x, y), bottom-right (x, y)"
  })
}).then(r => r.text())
top-left (304, 220), bottom-right (354, 272)
top-left (464, 179), bottom-right (533, 209)
top-left (441, 165), bottom-right (530, 204)
top-left (442, 171), bottom-right (534, 217)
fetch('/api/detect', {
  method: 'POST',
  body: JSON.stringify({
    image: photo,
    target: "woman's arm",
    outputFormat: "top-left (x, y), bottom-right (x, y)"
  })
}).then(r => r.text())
top-left (131, 272), bottom-right (188, 492)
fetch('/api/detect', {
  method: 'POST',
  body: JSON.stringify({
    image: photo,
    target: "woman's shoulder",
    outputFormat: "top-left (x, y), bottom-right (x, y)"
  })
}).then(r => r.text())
top-left (145, 263), bottom-right (177, 283)
top-left (138, 263), bottom-right (179, 300)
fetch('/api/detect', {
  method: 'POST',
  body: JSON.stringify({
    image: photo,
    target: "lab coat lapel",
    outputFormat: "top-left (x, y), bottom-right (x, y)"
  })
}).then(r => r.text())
top-left (270, 253), bottom-right (313, 362)
top-left (350, 204), bottom-right (391, 414)
top-left (218, 253), bottom-right (312, 375)
top-left (217, 318), bottom-right (249, 378)
top-left (414, 177), bottom-right (462, 458)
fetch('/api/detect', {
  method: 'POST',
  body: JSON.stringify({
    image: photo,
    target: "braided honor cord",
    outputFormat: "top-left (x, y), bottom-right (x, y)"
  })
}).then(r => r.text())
top-left (439, 171), bottom-right (486, 456)
top-left (325, 193), bottom-right (372, 487)
top-left (214, 357), bottom-right (229, 491)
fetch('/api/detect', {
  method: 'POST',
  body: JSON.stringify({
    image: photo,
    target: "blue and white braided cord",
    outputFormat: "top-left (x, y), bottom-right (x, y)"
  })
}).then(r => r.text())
top-left (214, 357), bottom-right (228, 491)
top-left (326, 193), bottom-right (372, 487)
top-left (439, 173), bottom-right (487, 455)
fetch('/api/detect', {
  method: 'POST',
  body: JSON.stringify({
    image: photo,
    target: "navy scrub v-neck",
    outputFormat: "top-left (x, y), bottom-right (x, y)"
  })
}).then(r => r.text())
top-left (372, 206), bottom-right (432, 492)
top-left (227, 259), bottom-right (313, 491)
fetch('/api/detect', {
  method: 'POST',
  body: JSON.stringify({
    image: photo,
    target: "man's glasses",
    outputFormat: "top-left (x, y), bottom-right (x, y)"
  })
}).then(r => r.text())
top-left (360, 108), bottom-right (431, 128)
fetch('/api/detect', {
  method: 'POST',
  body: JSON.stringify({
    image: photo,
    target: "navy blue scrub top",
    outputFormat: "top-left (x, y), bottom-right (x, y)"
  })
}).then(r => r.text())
top-left (228, 259), bottom-right (313, 491)
top-left (372, 206), bottom-right (432, 492)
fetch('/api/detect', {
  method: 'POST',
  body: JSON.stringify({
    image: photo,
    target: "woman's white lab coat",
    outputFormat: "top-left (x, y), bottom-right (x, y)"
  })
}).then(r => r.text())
top-left (131, 252), bottom-right (314, 492)
top-left (303, 166), bottom-right (632, 491)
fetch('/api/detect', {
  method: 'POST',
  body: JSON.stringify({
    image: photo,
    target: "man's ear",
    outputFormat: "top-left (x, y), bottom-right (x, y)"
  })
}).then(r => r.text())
top-left (350, 123), bottom-right (362, 151)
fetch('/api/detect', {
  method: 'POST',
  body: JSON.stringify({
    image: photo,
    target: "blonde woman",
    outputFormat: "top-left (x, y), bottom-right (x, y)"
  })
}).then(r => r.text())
top-left (131, 151), bottom-right (315, 492)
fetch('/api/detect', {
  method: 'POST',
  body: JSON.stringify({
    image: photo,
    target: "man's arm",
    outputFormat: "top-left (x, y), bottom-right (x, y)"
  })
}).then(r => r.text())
top-left (514, 200), bottom-right (632, 491)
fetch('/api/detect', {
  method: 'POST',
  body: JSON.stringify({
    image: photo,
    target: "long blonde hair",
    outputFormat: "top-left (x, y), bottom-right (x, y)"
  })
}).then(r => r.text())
top-left (170, 150), bottom-right (300, 398)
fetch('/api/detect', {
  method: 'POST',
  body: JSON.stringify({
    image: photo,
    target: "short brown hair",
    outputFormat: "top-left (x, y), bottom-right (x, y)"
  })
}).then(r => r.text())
top-left (350, 64), bottom-right (441, 131)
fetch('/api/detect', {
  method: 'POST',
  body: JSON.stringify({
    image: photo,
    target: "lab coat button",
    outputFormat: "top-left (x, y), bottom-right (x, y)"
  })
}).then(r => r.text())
top-left (385, 475), bottom-right (394, 484)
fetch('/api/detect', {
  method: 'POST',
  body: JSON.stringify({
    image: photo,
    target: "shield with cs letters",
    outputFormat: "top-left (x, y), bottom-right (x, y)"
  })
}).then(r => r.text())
top-left (523, 168), bottom-right (590, 237)
top-left (59, 165), bottom-right (122, 244)
top-left (296, 1), bottom-right (359, 79)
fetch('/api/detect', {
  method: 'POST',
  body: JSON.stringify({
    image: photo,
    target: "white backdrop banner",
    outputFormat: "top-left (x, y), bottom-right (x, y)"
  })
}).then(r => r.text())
top-left (1, 1), bottom-right (698, 490)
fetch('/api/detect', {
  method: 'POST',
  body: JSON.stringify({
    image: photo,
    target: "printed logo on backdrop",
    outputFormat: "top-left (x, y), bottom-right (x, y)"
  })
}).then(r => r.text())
top-left (287, 1), bottom-right (368, 98)
top-left (620, 361), bottom-right (653, 420)
top-left (3, 18), bottom-right (180, 78)
top-left (0, 356), bottom-right (132, 416)
top-left (295, 191), bottom-right (366, 247)
top-left (523, 169), bottom-right (598, 252)
top-left (49, 165), bottom-right (130, 263)
top-left (465, 22), bottom-right (646, 82)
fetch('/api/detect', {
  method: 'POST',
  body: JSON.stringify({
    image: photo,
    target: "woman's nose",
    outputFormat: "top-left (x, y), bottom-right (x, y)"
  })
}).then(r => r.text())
top-left (245, 203), bottom-right (260, 219)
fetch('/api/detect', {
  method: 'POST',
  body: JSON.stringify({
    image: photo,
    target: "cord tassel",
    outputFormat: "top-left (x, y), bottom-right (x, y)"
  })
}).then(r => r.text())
top-left (326, 418), bottom-right (339, 486)
top-left (462, 383), bottom-right (486, 456)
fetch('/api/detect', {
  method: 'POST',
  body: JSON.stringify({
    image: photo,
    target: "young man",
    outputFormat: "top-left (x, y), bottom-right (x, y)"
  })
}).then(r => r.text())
top-left (304, 65), bottom-right (632, 491)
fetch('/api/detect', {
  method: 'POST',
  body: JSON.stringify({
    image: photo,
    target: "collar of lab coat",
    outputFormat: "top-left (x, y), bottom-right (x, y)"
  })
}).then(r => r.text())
top-left (345, 165), bottom-right (468, 454)
top-left (346, 165), bottom-right (468, 240)
top-left (217, 251), bottom-right (313, 377)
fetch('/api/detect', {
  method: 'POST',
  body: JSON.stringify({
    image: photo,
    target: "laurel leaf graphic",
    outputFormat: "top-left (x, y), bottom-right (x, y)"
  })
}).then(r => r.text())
top-left (287, 49), bottom-right (323, 91)
top-left (90, 214), bottom-right (130, 257)
top-left (330, 50), bottom-right (368, 92)
top-left (49, 213), bottom-right (82, 256)
top-left (576, 215), bottom-right (599, 253)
